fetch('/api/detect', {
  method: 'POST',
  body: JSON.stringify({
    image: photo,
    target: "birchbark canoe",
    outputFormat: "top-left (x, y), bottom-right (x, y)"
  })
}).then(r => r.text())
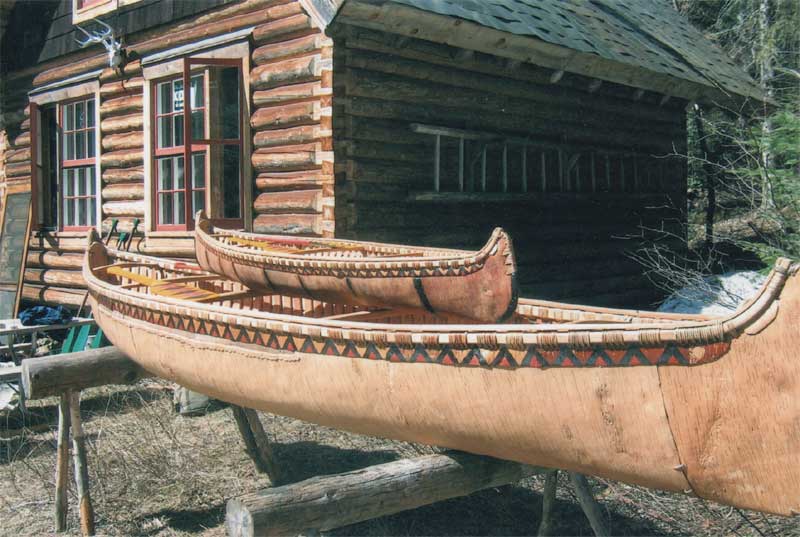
top-left (194, 211), bottom-right (517, 323)
top-left (84, 233), bottom-right (800, 516)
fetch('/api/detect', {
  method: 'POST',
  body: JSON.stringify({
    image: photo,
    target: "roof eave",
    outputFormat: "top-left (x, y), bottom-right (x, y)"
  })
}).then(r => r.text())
top-left (328, 0), bottom-right (766, 107)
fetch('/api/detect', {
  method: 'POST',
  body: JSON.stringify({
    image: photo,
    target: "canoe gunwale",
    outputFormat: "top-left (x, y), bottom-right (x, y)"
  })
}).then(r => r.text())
top-left (195, 213), bottom-right (512, 278)
top-left (84, 241), bottom-right (797, 360)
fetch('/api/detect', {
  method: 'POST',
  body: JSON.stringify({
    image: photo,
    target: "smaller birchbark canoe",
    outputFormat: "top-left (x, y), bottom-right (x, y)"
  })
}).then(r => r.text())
top-left (194, 211), bottom-right (517, 323)
top-left (85, 232), bottom-right (800, 516)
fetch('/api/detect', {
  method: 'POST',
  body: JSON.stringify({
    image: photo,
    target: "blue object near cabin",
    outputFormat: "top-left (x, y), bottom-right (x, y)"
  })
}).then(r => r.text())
top-left (18, 305), bottom-right (73, 326)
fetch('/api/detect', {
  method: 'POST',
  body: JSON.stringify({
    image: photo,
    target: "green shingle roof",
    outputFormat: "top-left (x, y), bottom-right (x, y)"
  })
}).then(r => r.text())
top-left (338, 0), bottom-right (763, 101)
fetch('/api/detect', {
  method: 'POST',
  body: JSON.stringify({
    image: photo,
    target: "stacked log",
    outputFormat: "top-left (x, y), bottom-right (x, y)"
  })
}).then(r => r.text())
top-left (334, 26), bottom-right (689, 307)
top-left (99, 65), bottom-right (145, 232)
top-left (249, 8), bottom-right (334, 236)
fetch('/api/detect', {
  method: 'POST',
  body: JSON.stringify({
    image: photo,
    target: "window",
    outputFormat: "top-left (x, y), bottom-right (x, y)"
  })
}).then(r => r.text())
top-left (151, 58), bottom-right (243, 231)
top-left (33, 97), bottom-right (98, 230)
top-left (61, 97), bottom-right (97, 229)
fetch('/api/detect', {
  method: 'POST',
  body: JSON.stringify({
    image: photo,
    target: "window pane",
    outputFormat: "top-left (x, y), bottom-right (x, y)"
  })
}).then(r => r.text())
top-left (75, 101), bottom-right (85, 129)
top-left (174, 156), bottom-right (185, 190)
top-left (87, 129), bottom-right (95, 158)
top-left (191, 111), bottom-right (204, 141)
top-left (65, 196), bottom-right (74, 227)
top-left (76, 131), bottom-right (86, 160)
top-left (64, 132), bottom-right (74, 161)
top-left (191, 75), bottom-right (204, 110)
top-left (173, 79), bottom-right (184, 112)
top-left (89, 167), bottom-right (96, 194)
top-left (175, 192), bottom-right (185, 224)
top-left (158, 82), bottom-right (171, 115)
top-left (192, 153), bottom-right (205, 189)
top-left (77, 168), bottom-right (86, 195)
top-left (220, 67), bottom-right (240, 140)
top-left (78, 198), bottom-right (87, 226)
top-left (157, 117), bottom-right (172, 149)
top-left (64, 169), bottom-right (73, 196)
top-left (160, 193), bottom-right (173, 225)
top-left (65, 104), bottom-right (74, 131)
top-left (87, 99), bottom-right (95, 128)
top-left (89, 197), bottom-right (96, 226)
top-left (158, 158), bottom-right (172, 191)
top-left (222, 145), bottom-right (241, 219)
top-left (192, 153), bottom-right (205, 214)
top-left (173, 114), bottom-right (184, 146)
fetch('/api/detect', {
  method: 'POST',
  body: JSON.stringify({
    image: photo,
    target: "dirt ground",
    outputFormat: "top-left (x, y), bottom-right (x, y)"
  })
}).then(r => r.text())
top-left (1, 381), bottom-right (798, 537)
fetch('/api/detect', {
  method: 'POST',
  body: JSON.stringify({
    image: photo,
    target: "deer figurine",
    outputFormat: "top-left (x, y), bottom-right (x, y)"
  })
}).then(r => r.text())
top-left (74, 19), bottom-right (124, 72)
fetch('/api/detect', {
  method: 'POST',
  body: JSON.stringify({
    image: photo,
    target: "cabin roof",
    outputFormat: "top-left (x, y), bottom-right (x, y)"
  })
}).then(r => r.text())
top-left (324, 0), bottom-right (764, 103)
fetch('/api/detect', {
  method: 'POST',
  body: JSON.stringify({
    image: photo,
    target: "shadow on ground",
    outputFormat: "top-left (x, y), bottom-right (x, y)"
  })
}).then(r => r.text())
top-left (133, 441), bottom-right (677, 537)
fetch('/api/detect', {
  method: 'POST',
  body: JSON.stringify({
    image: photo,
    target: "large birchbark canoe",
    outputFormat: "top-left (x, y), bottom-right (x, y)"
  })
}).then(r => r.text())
top-left (194, 211), bottom-right (517, 323)
top-left (84, 234), bottom-right (800, 516)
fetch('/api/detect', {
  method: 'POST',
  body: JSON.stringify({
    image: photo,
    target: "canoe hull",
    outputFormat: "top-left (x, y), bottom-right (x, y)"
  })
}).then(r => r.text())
top-left (195, 218), bottom-right (517, 323)
top-left (89, 272), bottom-right (800, 516)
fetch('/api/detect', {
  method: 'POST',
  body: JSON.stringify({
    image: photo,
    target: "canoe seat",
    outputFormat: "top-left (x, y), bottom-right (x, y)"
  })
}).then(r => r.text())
top-left (106, 266), bottom-right (221, 302)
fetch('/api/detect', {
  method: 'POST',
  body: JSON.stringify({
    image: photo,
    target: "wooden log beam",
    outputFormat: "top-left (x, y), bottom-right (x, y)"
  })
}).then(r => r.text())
top-left (24, 268), bottom-right (86, 288)
top-left (252, 81), bottom-right (323, 107)
top-left (253, 124), bottom-right (318, 148)
top-left (253, 34), bottom-right (324, 65)
top-left (101, 182), bottom-right (145, 201)
top-left (68, 391), bottom-right (95, 536)
top-left (255, 170), bottom-right (327, 191)
top-left (12, 131), bottom-right (31, 148)
top-left (100, 113), bottom-right (143, 135)
top-left (102, 166), bottom-right (144, 184)
top-left (99, 77), bottom-right (144, 99)
top-left (252, 149), bottom-right (317, 172)
top-left (100, 149), bottom-right (144, 168)
top-left (252, 13), bottom-right (314, 45)
top-left (54, 393), bottom-right (71, 533)
top-left (231, 406), bottom-right (281, 484)
top-left (537, 470), bottom-right (558, 537)
top-left (102, 200), bottom-right (145, 217)
top-left (253, 213), bottom-right (320, 236)
top-left (5, 161), bottom-right (31, 177)
top-left (21, 347), bottom-right (150, 400)
top-left (26, 251), bottom-right (84, 270)
top-left (251, 101), bottom-right (318, 131)
top-left (251, 55), bottom-right (320, 90)
top-left (101, 131), bottom-right (144, 152)
top-left (99, 95), bottom-right (143, 118)
top-left (6, 146), bottom-right (31, 163)
top-left (569, 473), bottom-right (610, 537)
top-left (254, 189), bottom-right (321, 214)
top-left (226, 451), bottom-right (545, 537)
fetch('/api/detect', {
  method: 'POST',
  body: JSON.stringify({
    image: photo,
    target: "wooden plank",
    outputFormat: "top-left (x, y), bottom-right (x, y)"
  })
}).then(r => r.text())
top-left (226, 452), bottom-right (545, 537)
top-left (68, 391), bottom-right (94, 536)
top-left (54, 393), bottom-right (71, 533)
top-left (22, 347), bottom-right (151, 400)
top-left (231, 406), bottom-right (281, 484)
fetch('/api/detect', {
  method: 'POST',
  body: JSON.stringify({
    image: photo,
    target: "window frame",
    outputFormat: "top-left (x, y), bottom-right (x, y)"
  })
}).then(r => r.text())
top-left (149, 56), bottom-right (245, 232)
top-left (59, 95), bottom-right (99, 231)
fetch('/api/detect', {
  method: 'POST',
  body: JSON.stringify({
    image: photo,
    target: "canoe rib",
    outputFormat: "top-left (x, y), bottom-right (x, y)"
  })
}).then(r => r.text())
top-left (84, 237), bottom-right (800, 516)
top-left (194, 211), bottom-right (518, 323)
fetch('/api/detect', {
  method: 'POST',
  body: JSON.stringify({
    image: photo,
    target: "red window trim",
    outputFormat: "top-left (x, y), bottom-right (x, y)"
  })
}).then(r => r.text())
top-left (60, 96), bottom-right (98, 232)
top-left (151, 57), bottom-right (244, 231)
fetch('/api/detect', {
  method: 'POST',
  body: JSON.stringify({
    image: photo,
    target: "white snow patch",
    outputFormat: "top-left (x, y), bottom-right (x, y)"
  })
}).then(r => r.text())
top-left (657, 271), bottom-right (767, 315)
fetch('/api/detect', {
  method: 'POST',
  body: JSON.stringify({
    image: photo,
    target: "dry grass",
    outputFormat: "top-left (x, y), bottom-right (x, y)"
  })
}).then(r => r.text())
top-left (1, 381), bottom-right (798, 536)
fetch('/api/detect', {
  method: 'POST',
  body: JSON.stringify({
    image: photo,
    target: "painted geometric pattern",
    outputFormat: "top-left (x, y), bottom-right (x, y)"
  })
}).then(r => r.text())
top-left (102, 297), bottom-right (731, 369)
top-left (208, 243), bottom-right (490, 279)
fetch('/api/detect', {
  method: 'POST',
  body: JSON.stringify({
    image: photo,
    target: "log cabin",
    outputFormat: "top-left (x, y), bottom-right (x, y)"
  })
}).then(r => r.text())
top-left (0, 0), bottom-right (764, 311)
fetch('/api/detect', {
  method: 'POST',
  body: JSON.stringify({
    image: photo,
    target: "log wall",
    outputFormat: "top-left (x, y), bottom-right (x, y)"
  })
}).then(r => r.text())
top-left (1, 0), bottom-right (333, 308)
top-left (331, 26), bottom-right (689, 307)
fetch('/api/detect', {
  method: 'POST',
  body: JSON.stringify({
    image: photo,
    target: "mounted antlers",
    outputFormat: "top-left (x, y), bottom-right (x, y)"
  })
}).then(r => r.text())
top-left (74, 19), bottom-right (123, 70)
